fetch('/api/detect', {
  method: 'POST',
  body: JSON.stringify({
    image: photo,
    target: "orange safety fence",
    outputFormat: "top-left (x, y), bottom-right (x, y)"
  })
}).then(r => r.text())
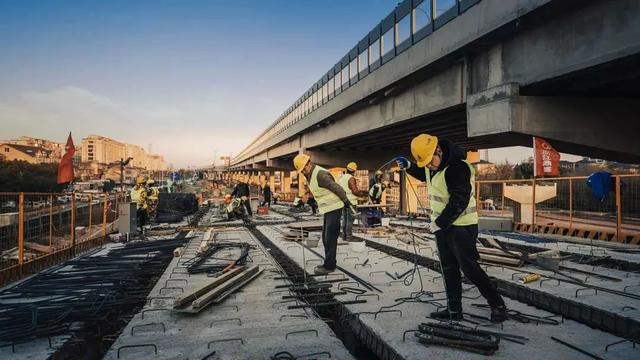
top-left (0, 192), bottom-right (128, 287)
top-left (475, 175), bottom-right (640, 244)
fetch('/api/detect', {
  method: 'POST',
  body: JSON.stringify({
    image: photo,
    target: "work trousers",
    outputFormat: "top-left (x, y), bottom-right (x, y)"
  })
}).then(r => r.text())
top-left (136, 208), bottom-right (148, 232)
top-left (341, 207), bottom-right (354, 240)
top-left (435, 224), bottom-right (505, 312)
top-left (261, 195), bottom-right (271, 207)
top-left (243, 200), bottom-right (252, 216)
top-left (322, 208), bottom-right (342, 270)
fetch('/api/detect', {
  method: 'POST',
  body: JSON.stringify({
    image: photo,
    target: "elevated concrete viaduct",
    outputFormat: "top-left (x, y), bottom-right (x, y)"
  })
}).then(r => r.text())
top-left (231, 0), bottom-right (640, 176)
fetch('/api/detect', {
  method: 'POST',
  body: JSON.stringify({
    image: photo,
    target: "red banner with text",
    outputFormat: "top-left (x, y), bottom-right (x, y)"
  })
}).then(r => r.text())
top-left (533, 137), bottom-right (560, 177)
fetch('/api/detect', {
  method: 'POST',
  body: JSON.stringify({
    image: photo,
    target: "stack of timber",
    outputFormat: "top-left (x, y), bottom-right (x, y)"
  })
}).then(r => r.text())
top-left (173, 265), bottom-right (262, 314)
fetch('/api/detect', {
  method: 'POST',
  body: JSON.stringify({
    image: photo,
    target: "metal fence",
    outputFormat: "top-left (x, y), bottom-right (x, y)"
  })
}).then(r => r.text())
top-left (0, 192), bottom-right (126, 287)
top-left (475, 175), bottom-right (640, 243)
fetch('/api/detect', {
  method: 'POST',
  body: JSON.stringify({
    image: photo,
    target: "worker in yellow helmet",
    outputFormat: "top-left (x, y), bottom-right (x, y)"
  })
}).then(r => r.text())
top-left (130, 176), bottom-right (149, 234)
top-left (394, 134), bottom-right (506, 323)
top-left (338, 162), bottom-right (368, 241)
top-left (231, 175), bottom-right (252, 217)
top-left (294, 153), bottom-right (354, 274)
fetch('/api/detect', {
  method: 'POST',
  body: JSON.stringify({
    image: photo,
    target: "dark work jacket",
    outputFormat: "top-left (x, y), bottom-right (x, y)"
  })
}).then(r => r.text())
top-left (232, 183), bottom-right (250, 198)
top-left (405, 140), bottom-right (473, 230)
top-left (263, 186), bottom-right (272, 198)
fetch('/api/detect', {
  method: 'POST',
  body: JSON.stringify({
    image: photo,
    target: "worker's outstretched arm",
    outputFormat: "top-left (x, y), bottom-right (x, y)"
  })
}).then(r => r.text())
top-left (317, 170), bottom-right (349, 204)
top-left (435, 160), bottom-right (471, 229)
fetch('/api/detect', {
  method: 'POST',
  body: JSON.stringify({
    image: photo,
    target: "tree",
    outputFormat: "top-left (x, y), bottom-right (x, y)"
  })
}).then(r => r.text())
top-left (0, 160), bottom-right (64, 192)
top-left (514, 162), bottom-right (534, 179)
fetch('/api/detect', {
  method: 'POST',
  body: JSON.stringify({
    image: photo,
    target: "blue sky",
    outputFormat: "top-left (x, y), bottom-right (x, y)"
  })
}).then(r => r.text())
top-left (0, 0), bottom-right (579, 167)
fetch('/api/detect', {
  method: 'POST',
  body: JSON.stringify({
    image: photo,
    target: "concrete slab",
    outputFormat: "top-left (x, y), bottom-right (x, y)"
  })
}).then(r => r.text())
top-left (256, 224), bottom-right (637, 359)
top-left (104, 225), bottom-right (354, 360)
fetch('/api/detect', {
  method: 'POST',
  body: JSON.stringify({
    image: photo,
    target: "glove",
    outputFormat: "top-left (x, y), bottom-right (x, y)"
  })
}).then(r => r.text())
top-left (394, 157), bottom-right (411, 170)
top-left (428, 221), bottom-right (441, 234)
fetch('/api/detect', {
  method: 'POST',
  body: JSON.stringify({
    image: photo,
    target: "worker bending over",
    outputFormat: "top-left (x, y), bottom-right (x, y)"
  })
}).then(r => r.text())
top-left (338, 162), bottom-right (368, 240)
top-left (395, 134), bottom-right (507, 323)
top-left (130, 176), bottom-right (149, 235)
top-left (231, 176), bottom-right (252, 217)
top-left (294, 154), bottom-right (354, 274)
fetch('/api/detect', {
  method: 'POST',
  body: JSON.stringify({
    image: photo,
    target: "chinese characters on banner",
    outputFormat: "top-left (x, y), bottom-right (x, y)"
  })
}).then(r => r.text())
top-left (533, 137), bottom-right (560, 177)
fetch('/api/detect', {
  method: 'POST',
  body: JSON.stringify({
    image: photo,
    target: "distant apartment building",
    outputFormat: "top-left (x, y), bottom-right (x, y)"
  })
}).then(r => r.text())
top-left (80, 135), bottom-right (167, 171)
top-left (0, 143), bottom-right (56, 164)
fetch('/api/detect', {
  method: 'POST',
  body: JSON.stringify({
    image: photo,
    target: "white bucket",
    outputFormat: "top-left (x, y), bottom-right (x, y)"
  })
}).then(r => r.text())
top-left (305, 232), bottom-right (321, 248)
top-left (381, 218), bottom-right (390, 226)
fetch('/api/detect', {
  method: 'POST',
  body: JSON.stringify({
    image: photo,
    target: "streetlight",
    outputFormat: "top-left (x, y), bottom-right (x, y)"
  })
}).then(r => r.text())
top-left (120, 157), bottom-right (133, 192)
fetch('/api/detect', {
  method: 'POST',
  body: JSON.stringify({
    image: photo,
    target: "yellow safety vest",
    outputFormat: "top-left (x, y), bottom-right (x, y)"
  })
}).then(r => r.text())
top-left (426, 161), bottom-right (478, 226)
top-left (337, 173), bottom-right (358, 205)
top-left (308, 165), bottom-right (344, 214)
top-left (369, 183), bottom-right (384, 200)
top-left (130, 187), bottom-right (148, 210)
top-left (149, 187), bottom-right (159, 201)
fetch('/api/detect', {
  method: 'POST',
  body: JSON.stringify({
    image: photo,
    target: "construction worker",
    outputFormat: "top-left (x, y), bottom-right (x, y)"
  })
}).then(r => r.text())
top-left (231, 175), bottom-right (252, 217)
top-left (294, 153), bottom-right (354, 274)
top-left (338, 162), bottom-right (368, 240)
top-left (394, 134), bottom-right (507, 323)
top-left (146, 179), bottom-right (159, 222)
top-left (369, 170), bottom-right (386, 204)
top-left (261, 183), bottom-right (272, 207)
top-left (130, 176), bottom-right (148, 234)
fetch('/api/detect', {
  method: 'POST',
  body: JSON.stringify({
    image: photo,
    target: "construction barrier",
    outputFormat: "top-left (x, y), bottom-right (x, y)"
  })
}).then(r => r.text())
top-left (475, 175), bottom-right (640, 243)
top-left (0, 192), bottom-right (127, 287)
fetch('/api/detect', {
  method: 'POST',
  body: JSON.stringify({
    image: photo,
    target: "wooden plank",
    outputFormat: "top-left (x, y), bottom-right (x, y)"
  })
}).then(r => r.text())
top-left (192, 265), bottom-right (260, 308)
top-left (479, 253), bottom-right (523, 267)
top-left (477, 247), bottom-right (522, 259)
top-left (173, 266), bottom-right (246, 308)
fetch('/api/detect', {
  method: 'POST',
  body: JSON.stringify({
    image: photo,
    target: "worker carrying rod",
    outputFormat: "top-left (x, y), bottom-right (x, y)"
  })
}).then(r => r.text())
top-left (294, 153), bottom-right (356, 275)
top-left (394, 134), bottom-right (507, 323)
top-left (338, 162), bottom-right (368, 241)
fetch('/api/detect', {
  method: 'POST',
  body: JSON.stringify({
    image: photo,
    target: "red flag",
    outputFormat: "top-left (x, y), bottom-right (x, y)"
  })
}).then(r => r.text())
top-left (533, 137), bottom-right (560, 177)
top-left (57, 133), bottom-right (76, 184)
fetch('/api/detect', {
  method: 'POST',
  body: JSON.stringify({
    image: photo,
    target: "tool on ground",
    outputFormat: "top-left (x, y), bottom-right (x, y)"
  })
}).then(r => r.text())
top-left (415, 322), bottom-right (500, 356)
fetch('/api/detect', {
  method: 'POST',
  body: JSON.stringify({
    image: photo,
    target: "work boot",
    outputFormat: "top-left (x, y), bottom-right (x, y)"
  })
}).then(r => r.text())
top-left (490, 306), bottom-right (507, 323)
top-left (314, 265), bottom-right (334, 275)
top-left (429, 309), bottom-right (463, 321)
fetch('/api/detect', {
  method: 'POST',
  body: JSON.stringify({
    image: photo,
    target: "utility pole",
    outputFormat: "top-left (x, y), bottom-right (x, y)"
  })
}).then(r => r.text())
top-left (120, 157), bottom-right (133, 192)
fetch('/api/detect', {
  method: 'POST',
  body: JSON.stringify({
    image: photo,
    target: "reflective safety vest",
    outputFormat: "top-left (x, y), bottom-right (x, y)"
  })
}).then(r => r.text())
top-left (337, 173), bottom-right (358, 205)
top-left (426, 161), bottom-right (478, 226)
top-left (148, 187), bottom-right (159, 201)
top-left (369, 183), bottom-right (385, 201)
top-left (130, 186), bottom-right (148, 210)
top-left (308, 165), bottom-right (344, 214)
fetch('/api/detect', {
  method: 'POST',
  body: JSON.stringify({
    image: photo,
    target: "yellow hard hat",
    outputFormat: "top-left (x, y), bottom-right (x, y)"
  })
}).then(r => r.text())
top-left (411, 134), bottom-right (438, 167)
top-left (135, 176), bottom-right (146, 184)
top-left (375, 170), bottom-right (383, 176)
top-left (293, 153), bottom-right (310, 173)
top-left (346, 162), bottom-right (357, 172)
top-left (146, 179), bottom-right (155, 185)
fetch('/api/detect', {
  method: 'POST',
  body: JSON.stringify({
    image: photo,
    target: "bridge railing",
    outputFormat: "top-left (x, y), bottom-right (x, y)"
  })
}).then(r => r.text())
top-left (0, 192), bottom-right (128, 287)
top-left (475, 175), bottom-right (640, 243)
top-left (234, 0), bottom-right (483, 163)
